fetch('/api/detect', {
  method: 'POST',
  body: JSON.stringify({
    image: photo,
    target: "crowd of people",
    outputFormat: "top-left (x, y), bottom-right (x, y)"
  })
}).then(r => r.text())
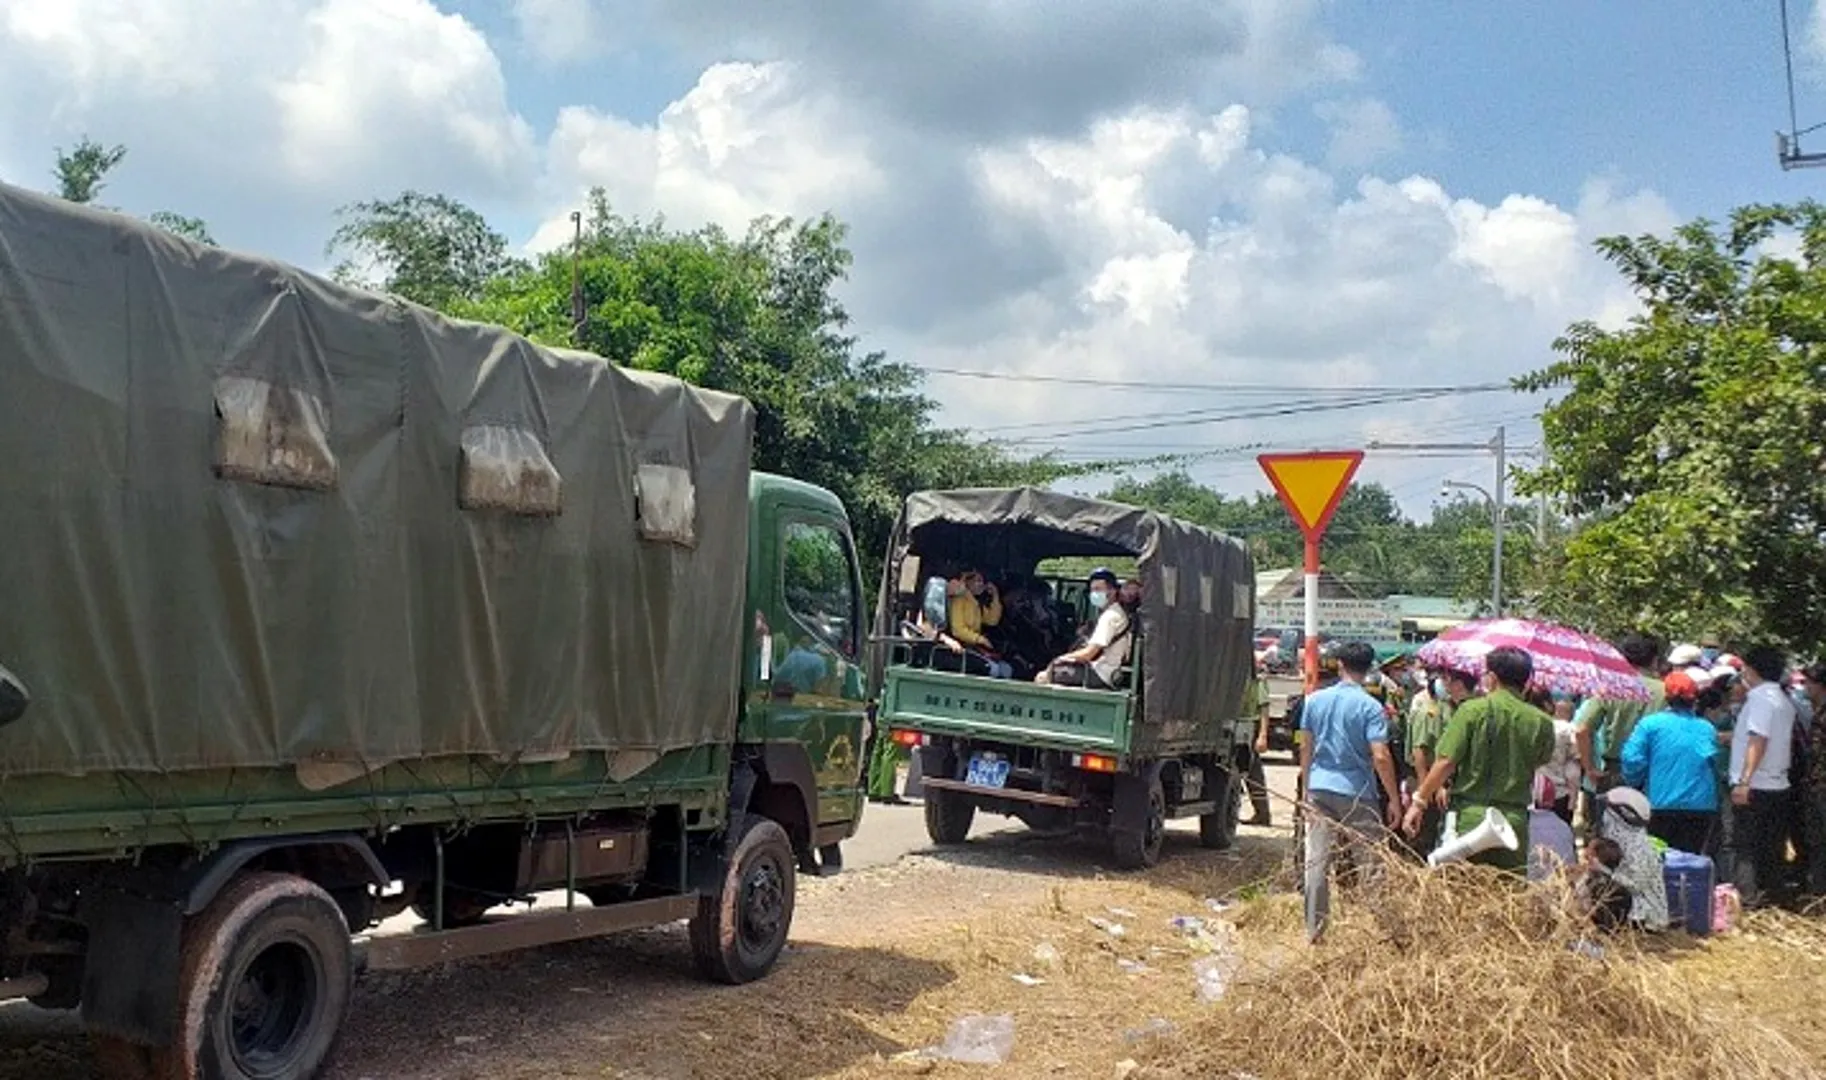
top-left (1281, 633), bottom-right (1824, 943)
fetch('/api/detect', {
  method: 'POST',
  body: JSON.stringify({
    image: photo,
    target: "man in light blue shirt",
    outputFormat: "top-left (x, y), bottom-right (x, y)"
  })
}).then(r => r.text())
top-left (1299, 641), bottom-right (1402, 943)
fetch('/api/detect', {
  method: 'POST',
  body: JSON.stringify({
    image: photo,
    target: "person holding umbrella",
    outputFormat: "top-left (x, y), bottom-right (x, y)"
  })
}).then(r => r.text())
top-left (1403, 646), bottom-right (1557, 871)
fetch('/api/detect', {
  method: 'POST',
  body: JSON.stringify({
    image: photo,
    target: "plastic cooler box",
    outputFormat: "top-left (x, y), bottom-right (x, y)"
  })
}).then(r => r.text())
top-left (1662, 850), bottom-right (1715, 936)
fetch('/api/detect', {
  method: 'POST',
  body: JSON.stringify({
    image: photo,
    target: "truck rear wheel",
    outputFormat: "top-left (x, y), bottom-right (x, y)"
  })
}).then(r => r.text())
top-left (923, 790), bottom-right (975, 845)
top-left (690, 815), bottom-right (796, 985)
top-left (1111, 775), bottom-right (1167, 870)
top-left (93, 871), bottom-right (354, 1080)
top-left (1199, 766), bottom-right (1242, 850)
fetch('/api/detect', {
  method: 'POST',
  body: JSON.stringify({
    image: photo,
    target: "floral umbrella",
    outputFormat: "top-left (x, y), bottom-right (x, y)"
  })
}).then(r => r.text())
top-left (1415, 618), bottom-right (1650, 702)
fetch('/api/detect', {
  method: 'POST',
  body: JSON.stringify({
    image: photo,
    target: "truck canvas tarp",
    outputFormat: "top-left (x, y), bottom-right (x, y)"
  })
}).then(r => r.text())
top-left (871, 487), bottom-right (1256, 750)
top-left (0, 180), bottom-right (752, 774)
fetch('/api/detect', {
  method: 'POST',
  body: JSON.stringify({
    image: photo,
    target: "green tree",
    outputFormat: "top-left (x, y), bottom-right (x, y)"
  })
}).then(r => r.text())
top-left (327, 192), bottom-right (522, 309)
top-left (47, 138), bottom-right (215, 244)
top-left (147, 211), bottom-right (215, 246)
top-left (52, 137), bottom-right (126, 204)
top-left (1519, 203), bottom-right (1826, 647)
top-left (436, 189), bottom-right (1059, 573)
top-left (1102, 470), bottom-right (1543, 606)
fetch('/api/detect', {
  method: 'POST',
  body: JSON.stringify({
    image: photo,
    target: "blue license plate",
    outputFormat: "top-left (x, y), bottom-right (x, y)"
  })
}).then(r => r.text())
top-left (965, 754), bottom-right (1011, 789)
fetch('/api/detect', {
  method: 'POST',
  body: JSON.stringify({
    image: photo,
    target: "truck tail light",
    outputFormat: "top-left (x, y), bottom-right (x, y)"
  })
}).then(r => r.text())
top-left (1071, 752), bottom-right (1118, 773)
top-left (890, 729), bottom-right (928, 749)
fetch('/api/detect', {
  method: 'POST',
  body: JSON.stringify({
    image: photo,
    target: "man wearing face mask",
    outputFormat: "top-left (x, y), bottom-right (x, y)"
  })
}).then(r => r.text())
top-left (1404, 668), bottom-right (1474, 859)
top-left (1035, 569), bottom-right (1131, 690)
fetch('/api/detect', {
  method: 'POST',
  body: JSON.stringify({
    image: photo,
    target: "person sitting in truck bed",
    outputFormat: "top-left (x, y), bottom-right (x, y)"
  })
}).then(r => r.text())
top-left (936, 568), bottom-right (1013, 678)
top-left (1034, 568), bottom-right (1132, 691)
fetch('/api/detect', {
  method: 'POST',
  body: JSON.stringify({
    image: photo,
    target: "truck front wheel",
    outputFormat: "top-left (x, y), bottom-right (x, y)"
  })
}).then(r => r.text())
top-left (690, 815), bottom-right (797, 985)
top-left (923, 790), bottom-right (975, 845)
top-left (93, 871), bottom-right (353, 1080)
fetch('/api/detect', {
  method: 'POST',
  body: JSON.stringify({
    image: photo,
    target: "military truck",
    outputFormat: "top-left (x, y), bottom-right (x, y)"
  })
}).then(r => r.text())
top-left (870, 489), bottom-right (1256, 869)
top-left (0, 183), bottom-right (869, 1079)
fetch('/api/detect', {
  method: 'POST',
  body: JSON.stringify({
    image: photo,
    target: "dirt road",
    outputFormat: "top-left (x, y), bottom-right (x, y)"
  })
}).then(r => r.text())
top-left (0, 767), bottom-right (1301, 1080)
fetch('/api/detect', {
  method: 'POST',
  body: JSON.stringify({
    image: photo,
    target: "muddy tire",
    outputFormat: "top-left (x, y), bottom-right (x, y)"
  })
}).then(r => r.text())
top-left (923, 789), bottom-right (976, 846)
top-left (92, 871), bottom-right (353, 1080)
top-left (690, 815), bottom-right (797, 985)
top-left (1200, 766), bottom-right (1242, 850)
top-left (1112, 774), bottom-right (1167, 870)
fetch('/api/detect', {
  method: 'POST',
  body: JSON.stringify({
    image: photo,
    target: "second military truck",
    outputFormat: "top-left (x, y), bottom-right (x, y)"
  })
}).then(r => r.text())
top-left (871, 488), bottom-right (1257, 869)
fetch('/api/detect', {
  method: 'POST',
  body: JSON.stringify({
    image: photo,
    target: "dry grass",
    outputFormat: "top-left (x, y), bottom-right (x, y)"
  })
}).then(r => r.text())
top-left (1145, 851), bottom-right (1824, 1080)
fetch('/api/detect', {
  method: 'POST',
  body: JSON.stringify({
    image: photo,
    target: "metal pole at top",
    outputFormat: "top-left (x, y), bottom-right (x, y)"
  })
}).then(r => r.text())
top-left (1491, 425), bottom-right (1506, 617)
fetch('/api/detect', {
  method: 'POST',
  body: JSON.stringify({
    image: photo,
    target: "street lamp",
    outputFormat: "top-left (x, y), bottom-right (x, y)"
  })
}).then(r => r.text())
top-left (1441, 479), bottom-right (1503, 616)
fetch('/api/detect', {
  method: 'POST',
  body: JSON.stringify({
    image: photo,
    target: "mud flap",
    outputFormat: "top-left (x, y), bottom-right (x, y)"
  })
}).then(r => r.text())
top-left (1111, 763), bottom-right (1163, 836)
top-left (79, 887), bottom-right (182, 1046)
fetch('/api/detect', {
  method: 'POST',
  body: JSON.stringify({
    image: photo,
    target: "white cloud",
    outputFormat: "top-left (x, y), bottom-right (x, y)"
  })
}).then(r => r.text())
top-left (0, 0), bottom-right (534, 259)
top-left (1315, 97), bottom-right (1403, 170)
top-left (274, 0), bottom-right (535, 190)
top-left (534, 61), bottom-right (885, 248)
top-left (0, 0), bottom-right (1679, 513)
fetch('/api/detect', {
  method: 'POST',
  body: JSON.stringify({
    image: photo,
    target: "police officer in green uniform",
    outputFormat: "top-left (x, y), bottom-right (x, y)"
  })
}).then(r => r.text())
top-left (1403, 646), bottom-right (1556, 871)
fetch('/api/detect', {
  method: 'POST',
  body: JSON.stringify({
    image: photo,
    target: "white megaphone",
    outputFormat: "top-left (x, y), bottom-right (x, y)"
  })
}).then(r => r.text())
top-left (1427, 807), bottom-right (1518, 867)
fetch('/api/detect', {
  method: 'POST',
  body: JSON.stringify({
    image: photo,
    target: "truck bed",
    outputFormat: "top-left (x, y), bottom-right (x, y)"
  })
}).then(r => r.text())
top-left (879, 667), bottom-right (1133, 752)
top-left (0, 745), bottom-right (728, 863)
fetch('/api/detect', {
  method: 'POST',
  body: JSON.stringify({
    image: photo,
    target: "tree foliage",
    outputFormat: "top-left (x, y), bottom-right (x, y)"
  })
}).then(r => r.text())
top-left (52, 137), bottom-right (126, 204)
top-left (1519, 203), bottom-right (1826, 648)
top-left (1103, 470), bottom-right (1547, 607)
top-left (147, 211), bottom-right (215, 246)
top-left (45, 138), bottom-right (214, 244)
top-left (418, 189), bottom-right (1064, 572)
top-left (327, 192), bottom-right (523, 309)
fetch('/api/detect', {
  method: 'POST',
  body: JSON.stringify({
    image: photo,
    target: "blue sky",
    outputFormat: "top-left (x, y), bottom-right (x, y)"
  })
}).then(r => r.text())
top-left (0, 0), bottom-right (1819, 510)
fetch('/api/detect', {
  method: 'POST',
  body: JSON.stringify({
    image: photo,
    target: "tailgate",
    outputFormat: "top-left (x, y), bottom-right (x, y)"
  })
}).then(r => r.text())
top-left (879, 667), bottom-right (1131, 751)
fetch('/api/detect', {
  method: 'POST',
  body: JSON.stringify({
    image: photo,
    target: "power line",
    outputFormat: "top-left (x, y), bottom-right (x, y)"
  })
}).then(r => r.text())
top-left (985, 385), bottom-right (1506, 436)
top-left (997, 387), bottom-right (1477, 443)
top-left (924, 365), bottom-right (1510, 396)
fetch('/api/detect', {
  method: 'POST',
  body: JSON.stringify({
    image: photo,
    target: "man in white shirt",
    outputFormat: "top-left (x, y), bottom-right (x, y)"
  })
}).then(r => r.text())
top-left (1726, 646), bottom-right (1797, 908)
top-left (1035, 570), bottom-right (1131, 690)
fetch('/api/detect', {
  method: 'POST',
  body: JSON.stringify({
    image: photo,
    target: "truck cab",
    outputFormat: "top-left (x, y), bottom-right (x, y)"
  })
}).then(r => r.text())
top-left (740, 473), bottom-right (870, 871)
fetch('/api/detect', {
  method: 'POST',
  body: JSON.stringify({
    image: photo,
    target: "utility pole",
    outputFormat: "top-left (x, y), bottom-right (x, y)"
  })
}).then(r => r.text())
top-left (1366, 426), bottom-right (1516, 616)
top-left (568, 210), bottom-right (585, 343)
top-left (1491, 425), bottom-right (1505, 617)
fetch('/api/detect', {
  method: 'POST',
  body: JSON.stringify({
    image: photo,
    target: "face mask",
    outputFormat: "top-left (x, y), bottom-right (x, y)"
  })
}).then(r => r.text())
top-left (1431, 678), bottom-right (1446, 699)
top-left (1089, 590), bottom-right (1110, 610)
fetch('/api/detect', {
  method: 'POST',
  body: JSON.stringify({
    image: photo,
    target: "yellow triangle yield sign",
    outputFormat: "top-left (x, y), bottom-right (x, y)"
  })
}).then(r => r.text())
top-left (1257, 451), bottom-right (1364, 540)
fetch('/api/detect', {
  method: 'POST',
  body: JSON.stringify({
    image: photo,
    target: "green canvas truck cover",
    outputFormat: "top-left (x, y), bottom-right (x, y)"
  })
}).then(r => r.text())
top-left (0, 181), bottom-right (754, 774)
top-left (872, 488), bottom-right (1256, 744)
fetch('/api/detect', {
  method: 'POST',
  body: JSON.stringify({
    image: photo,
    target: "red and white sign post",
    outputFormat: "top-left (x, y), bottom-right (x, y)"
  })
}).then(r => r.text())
top-left (1256, 451), bottom-right (1365, 694)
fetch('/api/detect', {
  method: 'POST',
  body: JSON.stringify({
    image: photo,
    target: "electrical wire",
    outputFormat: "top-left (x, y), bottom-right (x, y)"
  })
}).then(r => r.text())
top-left (983, 385), bottom-right (1500, 436)
top-left (923, 365), bottom-right (1508, 396)
top-left (995, 387), bottom-right (1480, 443)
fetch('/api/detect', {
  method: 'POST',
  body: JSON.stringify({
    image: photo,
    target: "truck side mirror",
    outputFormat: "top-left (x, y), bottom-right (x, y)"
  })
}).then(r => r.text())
top-left (0, 665), bottom-right (28, 728)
